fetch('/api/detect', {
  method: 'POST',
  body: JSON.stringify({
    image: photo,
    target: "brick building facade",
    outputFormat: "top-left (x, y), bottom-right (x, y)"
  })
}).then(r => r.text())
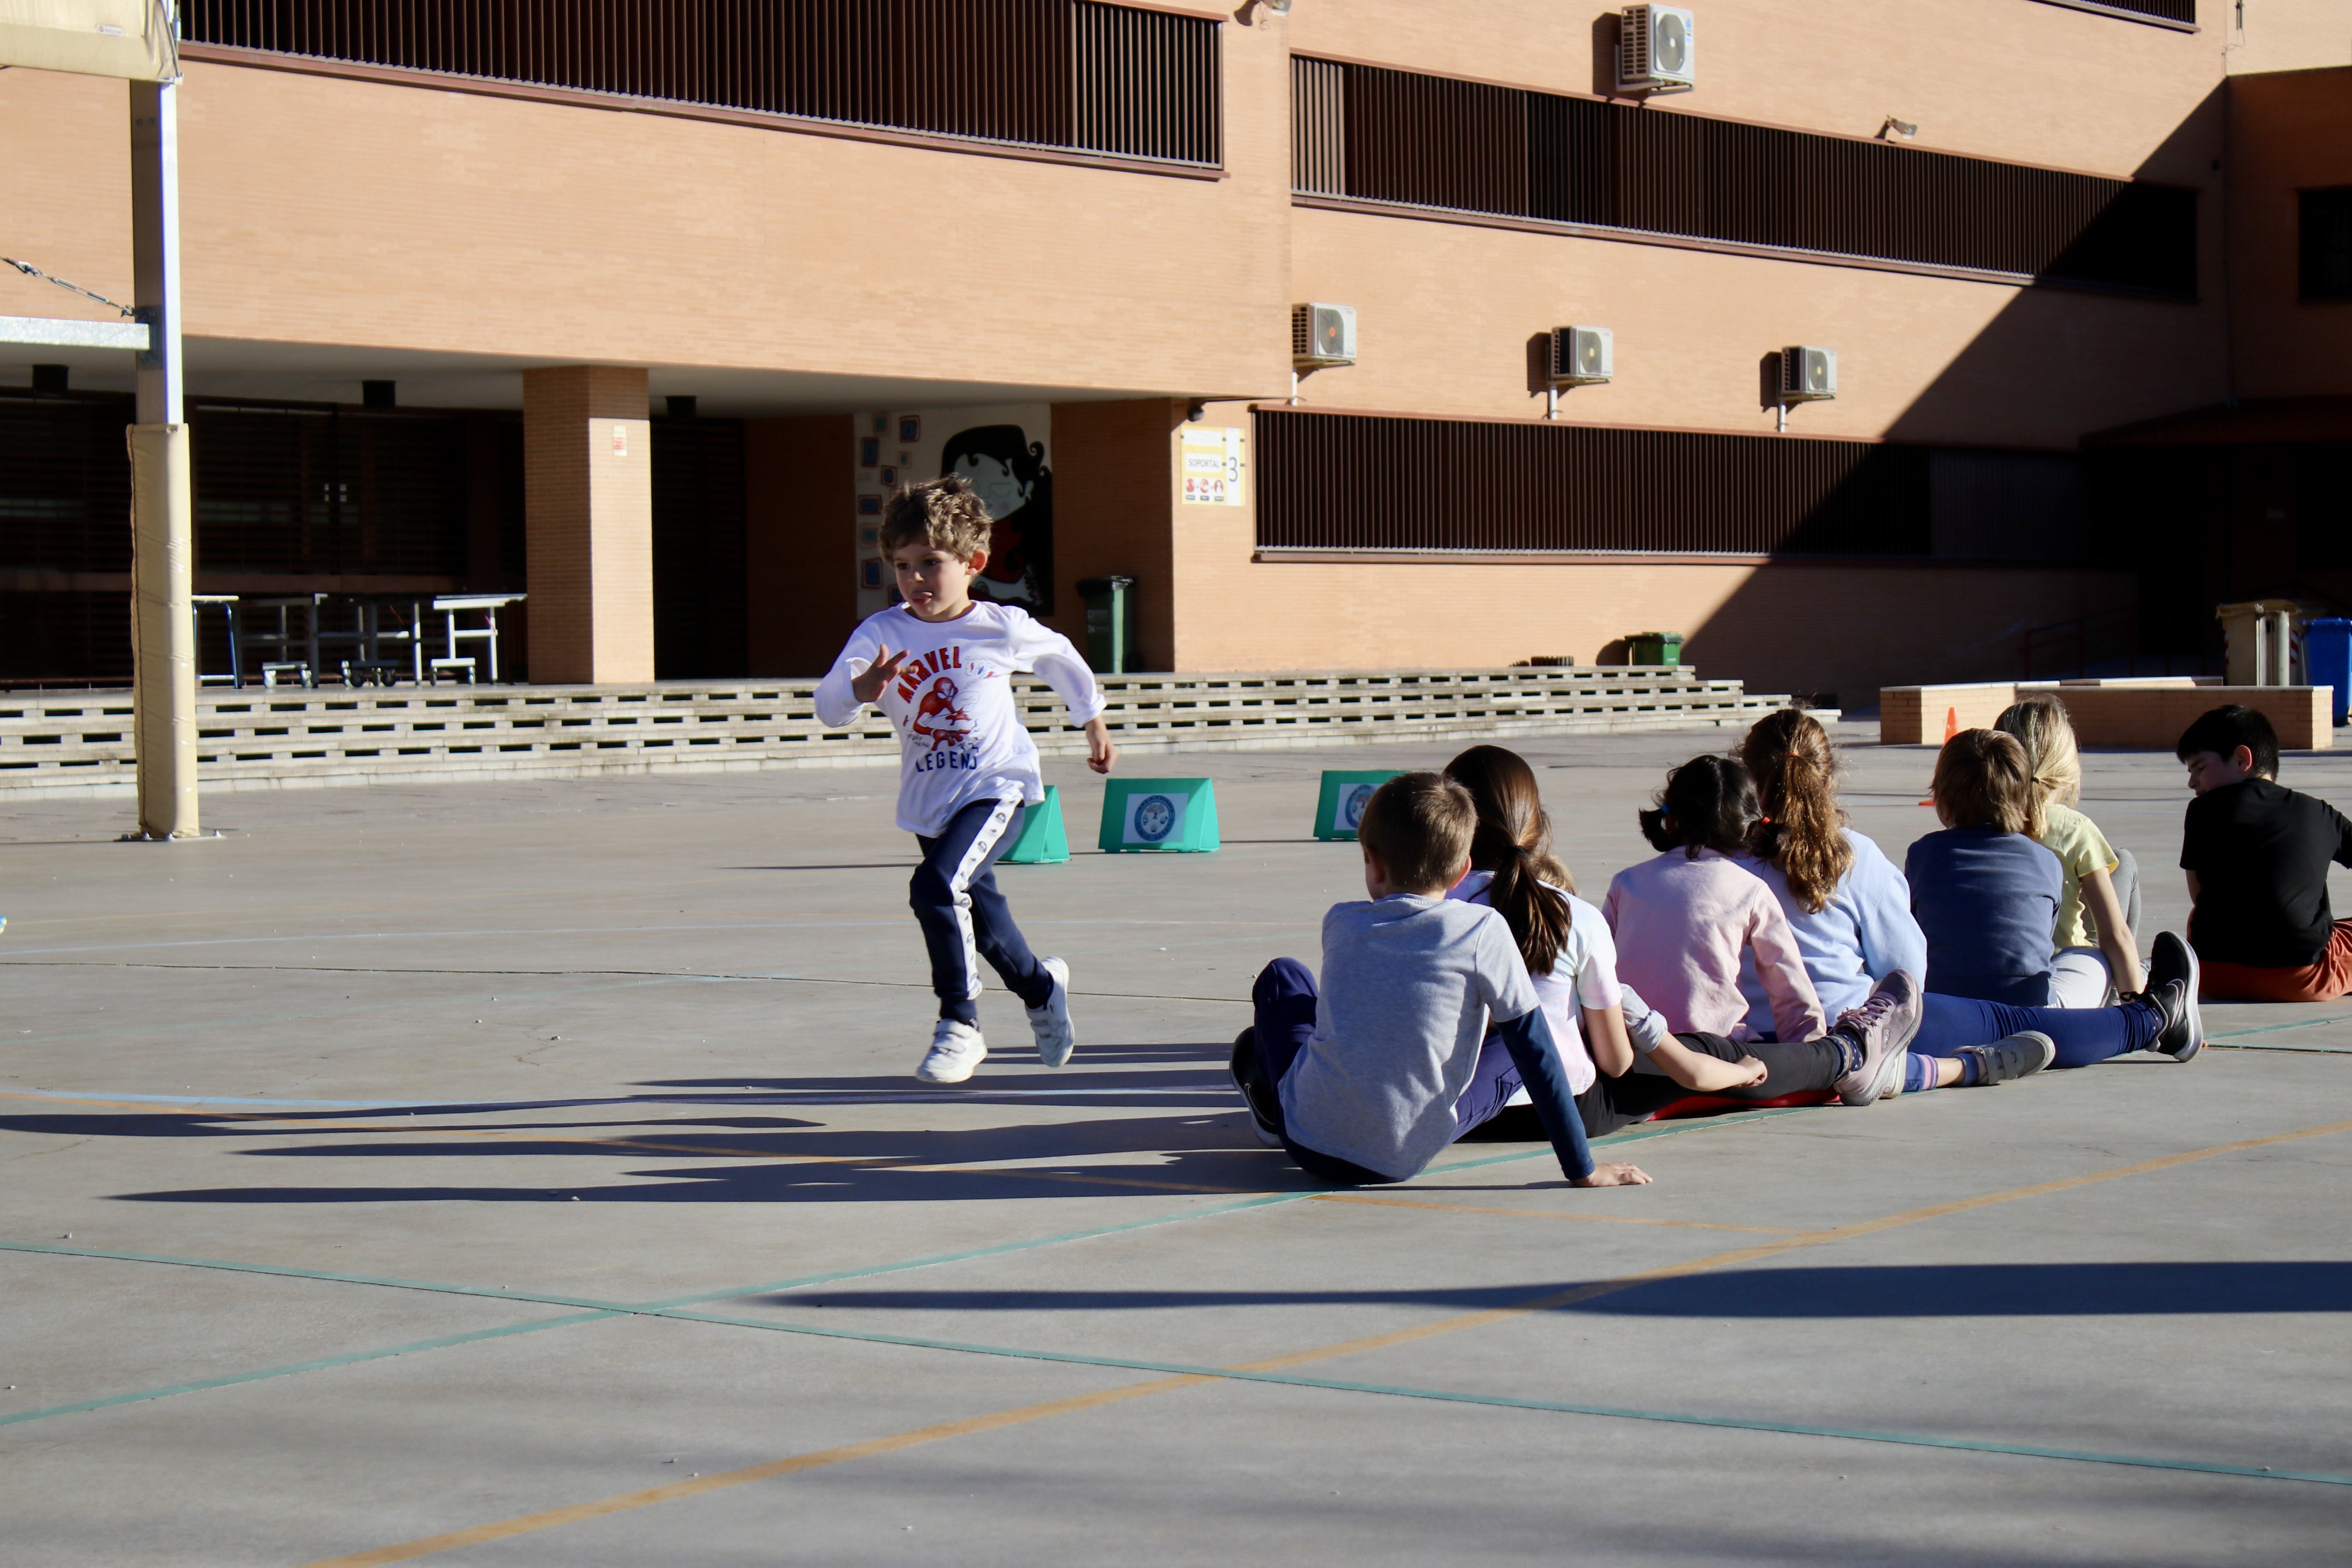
top-left (3, 0), bottom-right (2348, 701)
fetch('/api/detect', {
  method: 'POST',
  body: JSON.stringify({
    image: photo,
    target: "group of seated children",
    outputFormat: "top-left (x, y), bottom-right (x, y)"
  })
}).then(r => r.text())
top-left (1224, 696), bottom-right (2346, 1190)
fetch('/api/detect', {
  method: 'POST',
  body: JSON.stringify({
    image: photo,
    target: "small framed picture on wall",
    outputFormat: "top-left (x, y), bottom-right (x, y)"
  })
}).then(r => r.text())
top-left (859, 437), bottom-right (880, 466)
top-left (879, 465), bottom-right (898, 487)
top-left (899, 416), bottom-right (921, 443)
top-left (857, 494), bottom-right (883, 515)
top-left (871, 414), bottom-right (888, 435)
top-left (860, 559), bottom-right (884, 590)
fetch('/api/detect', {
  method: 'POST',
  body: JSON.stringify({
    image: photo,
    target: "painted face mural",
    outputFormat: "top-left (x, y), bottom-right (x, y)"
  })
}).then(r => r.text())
top-left (940, 424), bottom-right (1053, 613)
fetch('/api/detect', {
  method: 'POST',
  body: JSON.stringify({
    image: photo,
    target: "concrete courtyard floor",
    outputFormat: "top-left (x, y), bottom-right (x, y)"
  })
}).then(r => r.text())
top-left (2, 720), bottom-right (2349, 1566)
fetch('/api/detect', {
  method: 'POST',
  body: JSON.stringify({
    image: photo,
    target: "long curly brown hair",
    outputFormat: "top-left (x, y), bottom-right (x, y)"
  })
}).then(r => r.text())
top-left (1739, 709), bottom-right (1852, 914)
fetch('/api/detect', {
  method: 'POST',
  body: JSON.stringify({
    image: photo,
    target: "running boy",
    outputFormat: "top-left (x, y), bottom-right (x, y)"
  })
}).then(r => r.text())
top-left (1229, 772), bottom-right (1651, 1188)
top-left (2178, 704), bottom-right (2352, 1001)
top-left (814, 476), bottom-right (1118, 1083)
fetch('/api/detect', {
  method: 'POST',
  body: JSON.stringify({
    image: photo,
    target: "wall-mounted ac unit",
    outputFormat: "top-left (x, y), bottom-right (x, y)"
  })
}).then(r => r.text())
top-left (1550, 325), bottom-right (1613, 385)
top-left (1780, 345), bottom-right (1837, 401)
top-left (1618, 5), bottom-right (1695, 94)
top-left (1292, 303), bottom-right (1357, 367)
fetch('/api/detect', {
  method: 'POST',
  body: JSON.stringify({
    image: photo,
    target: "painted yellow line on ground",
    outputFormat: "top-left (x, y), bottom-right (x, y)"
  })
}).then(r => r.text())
top-left (299, 1375), bottom-right (1216, 1568)
top-left (301, 1115), bottom-right (2352, 1566)
top-left (1310, 1192), bottom-right (1815, 1236)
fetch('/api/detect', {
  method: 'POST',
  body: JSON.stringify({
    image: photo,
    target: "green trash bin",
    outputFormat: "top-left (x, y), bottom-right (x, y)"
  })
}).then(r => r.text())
top-left (1628, 631), bottom-right (1684, 667)
top-left (1077, 574), bottom-right (1137, 674)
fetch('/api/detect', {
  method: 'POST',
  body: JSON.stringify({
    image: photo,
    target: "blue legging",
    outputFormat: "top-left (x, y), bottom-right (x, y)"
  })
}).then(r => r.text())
top-left (1915, 992), bottom-right (2162, 1069)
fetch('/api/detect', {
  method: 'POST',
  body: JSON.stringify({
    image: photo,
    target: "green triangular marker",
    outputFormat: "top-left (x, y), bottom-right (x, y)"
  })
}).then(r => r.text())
top-left (1000, 786), bottom-right (1070, 864)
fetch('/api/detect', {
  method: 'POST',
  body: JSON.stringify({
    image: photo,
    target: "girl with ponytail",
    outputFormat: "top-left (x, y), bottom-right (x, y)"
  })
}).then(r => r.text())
top-left (1993, 694), bottom-right (2144, 1002)
top-left (1443, 746), bottom-right (1909, 1133)
top-left (1732, 708), bottom-right (1928, 1034)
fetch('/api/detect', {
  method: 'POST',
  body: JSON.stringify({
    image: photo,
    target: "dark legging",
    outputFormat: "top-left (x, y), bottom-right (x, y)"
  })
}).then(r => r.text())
top-left (1913, 991), bottom-right (2161, 1069)
top-left (1471, 1031), bottom-right (1845, 1142)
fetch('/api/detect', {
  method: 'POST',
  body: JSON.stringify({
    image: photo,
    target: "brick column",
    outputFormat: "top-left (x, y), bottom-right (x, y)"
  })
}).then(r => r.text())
top-left (522, 365), bottom-right (653, 684)
top-left (1049, 399), bottom-right (1182, 670)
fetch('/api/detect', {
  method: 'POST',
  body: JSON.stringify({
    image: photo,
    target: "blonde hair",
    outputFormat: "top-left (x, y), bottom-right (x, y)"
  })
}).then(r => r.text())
top-left (1932, 729), bottom-right (2036, 836)
top-left (1740, 708), bottom-right (1853, 915)
top-left (879, 475), bottom-right (992, 563)
top-left (1994, 694), bottom-right (2079, 834)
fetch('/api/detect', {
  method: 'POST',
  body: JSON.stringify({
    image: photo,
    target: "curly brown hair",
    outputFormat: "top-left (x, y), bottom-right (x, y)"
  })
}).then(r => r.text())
top-left (879, 475), bottom-right (992, 563)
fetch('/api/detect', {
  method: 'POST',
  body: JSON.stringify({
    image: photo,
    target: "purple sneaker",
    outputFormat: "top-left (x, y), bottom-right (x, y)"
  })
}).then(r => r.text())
top-left (1832, 971), bottom-right (1924, 1106)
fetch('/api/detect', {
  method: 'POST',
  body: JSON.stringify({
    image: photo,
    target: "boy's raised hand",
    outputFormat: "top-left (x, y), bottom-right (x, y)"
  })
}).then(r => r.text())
top-left (1572, 1162), bottom-right (1653, 1188)
top-left (850, 645), bottom-right (910, 705)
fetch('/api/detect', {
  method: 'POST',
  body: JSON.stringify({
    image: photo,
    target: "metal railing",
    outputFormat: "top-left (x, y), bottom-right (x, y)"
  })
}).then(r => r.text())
top-left (182, 0), bottom-right (1221, 166)
top-left (1292, 55), bottom-right (2196, 294)
top-left (1253, 409), bottom-right (1935, 557)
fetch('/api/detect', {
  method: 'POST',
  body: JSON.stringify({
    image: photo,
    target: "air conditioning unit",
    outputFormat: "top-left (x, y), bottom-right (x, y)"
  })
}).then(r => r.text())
top-left (1618, 5), bottom-right (1695, 94)
top-left (1292, 302), bottom-right (1357, 368)
top-left (1549, 325), bottom-right (1613, 386)
top-left (1780, 345), bottom-right (1837, 401)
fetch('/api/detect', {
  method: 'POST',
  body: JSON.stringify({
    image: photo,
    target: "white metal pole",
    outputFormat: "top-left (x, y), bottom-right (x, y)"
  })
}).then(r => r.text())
top-left (129, 50), bottom-right (198, 838)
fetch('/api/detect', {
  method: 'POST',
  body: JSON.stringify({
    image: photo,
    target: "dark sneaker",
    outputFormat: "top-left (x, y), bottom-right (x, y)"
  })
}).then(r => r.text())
top-left (2144, 930), bottom-right (2197, 1006)
top-left (1228, 1028), bottom-right (1285, 1147)
top-left (2147, 977), bottom-right (2204, 1063)
top-left (1957, 1031), bottom-right (2055, 1086)
top-left (1832, 970), bottom-right (1924, 1106)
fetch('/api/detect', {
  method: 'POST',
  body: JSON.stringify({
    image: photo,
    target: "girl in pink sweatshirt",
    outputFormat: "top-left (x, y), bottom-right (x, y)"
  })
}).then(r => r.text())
top-left (1603, 754), bottom-right (1827, 1044)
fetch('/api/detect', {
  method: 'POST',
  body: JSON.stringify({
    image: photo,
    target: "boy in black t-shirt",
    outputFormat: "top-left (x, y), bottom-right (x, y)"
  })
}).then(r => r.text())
top-left (2177, 705), bottom-right (2352, 1001)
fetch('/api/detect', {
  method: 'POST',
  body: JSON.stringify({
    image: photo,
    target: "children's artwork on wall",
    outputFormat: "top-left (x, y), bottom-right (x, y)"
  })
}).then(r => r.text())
top-left (850, 404), bottom-right (1053, 619)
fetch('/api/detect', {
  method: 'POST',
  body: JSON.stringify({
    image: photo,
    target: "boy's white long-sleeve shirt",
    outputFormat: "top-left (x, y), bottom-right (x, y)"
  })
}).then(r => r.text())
top-left (814, 602), bottom-right (1106, 837)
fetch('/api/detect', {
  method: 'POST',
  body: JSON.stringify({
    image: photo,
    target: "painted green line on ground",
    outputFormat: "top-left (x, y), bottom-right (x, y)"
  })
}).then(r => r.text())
top-left (0, 1312), bottom-right (618, 1430)
top-left (2209, 1014), bottom-right (2352, 1041)
top-left (0, 1241), bottom-right (639, 1313)
top-left (0, 1107), bottom-right (1796, 1430)
top-left (559, 1302), bottom-right (2352, 1491)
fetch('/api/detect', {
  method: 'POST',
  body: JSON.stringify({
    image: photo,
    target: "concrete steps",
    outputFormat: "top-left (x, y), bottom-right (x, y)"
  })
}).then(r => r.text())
top-left (0, 667), bottom-right (1825, 798)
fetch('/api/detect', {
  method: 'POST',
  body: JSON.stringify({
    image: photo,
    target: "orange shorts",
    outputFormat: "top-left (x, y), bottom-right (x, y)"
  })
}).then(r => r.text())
top-left (2197, 919), bottom-right (2352, 1003)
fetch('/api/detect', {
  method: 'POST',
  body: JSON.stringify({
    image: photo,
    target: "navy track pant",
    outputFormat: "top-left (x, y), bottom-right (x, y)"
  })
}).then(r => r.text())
top-left (912, 796), bottom-right (1051, 1025)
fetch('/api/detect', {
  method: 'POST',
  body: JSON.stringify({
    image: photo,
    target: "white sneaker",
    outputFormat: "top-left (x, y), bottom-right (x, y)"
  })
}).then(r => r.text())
top-left (915, 1020), bottom-right (986, 1084)
top-left (1027, 956), bottom-right (1075, 1069)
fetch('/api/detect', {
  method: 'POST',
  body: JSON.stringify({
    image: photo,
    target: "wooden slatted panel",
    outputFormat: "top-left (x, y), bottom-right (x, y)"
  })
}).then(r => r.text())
top-left (1307, 58), bottom-right (2197, 295)
top-left (181, 0), bottom-right (1220, 167)
top-left (1252, 409), bottom-right (1934, 557)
